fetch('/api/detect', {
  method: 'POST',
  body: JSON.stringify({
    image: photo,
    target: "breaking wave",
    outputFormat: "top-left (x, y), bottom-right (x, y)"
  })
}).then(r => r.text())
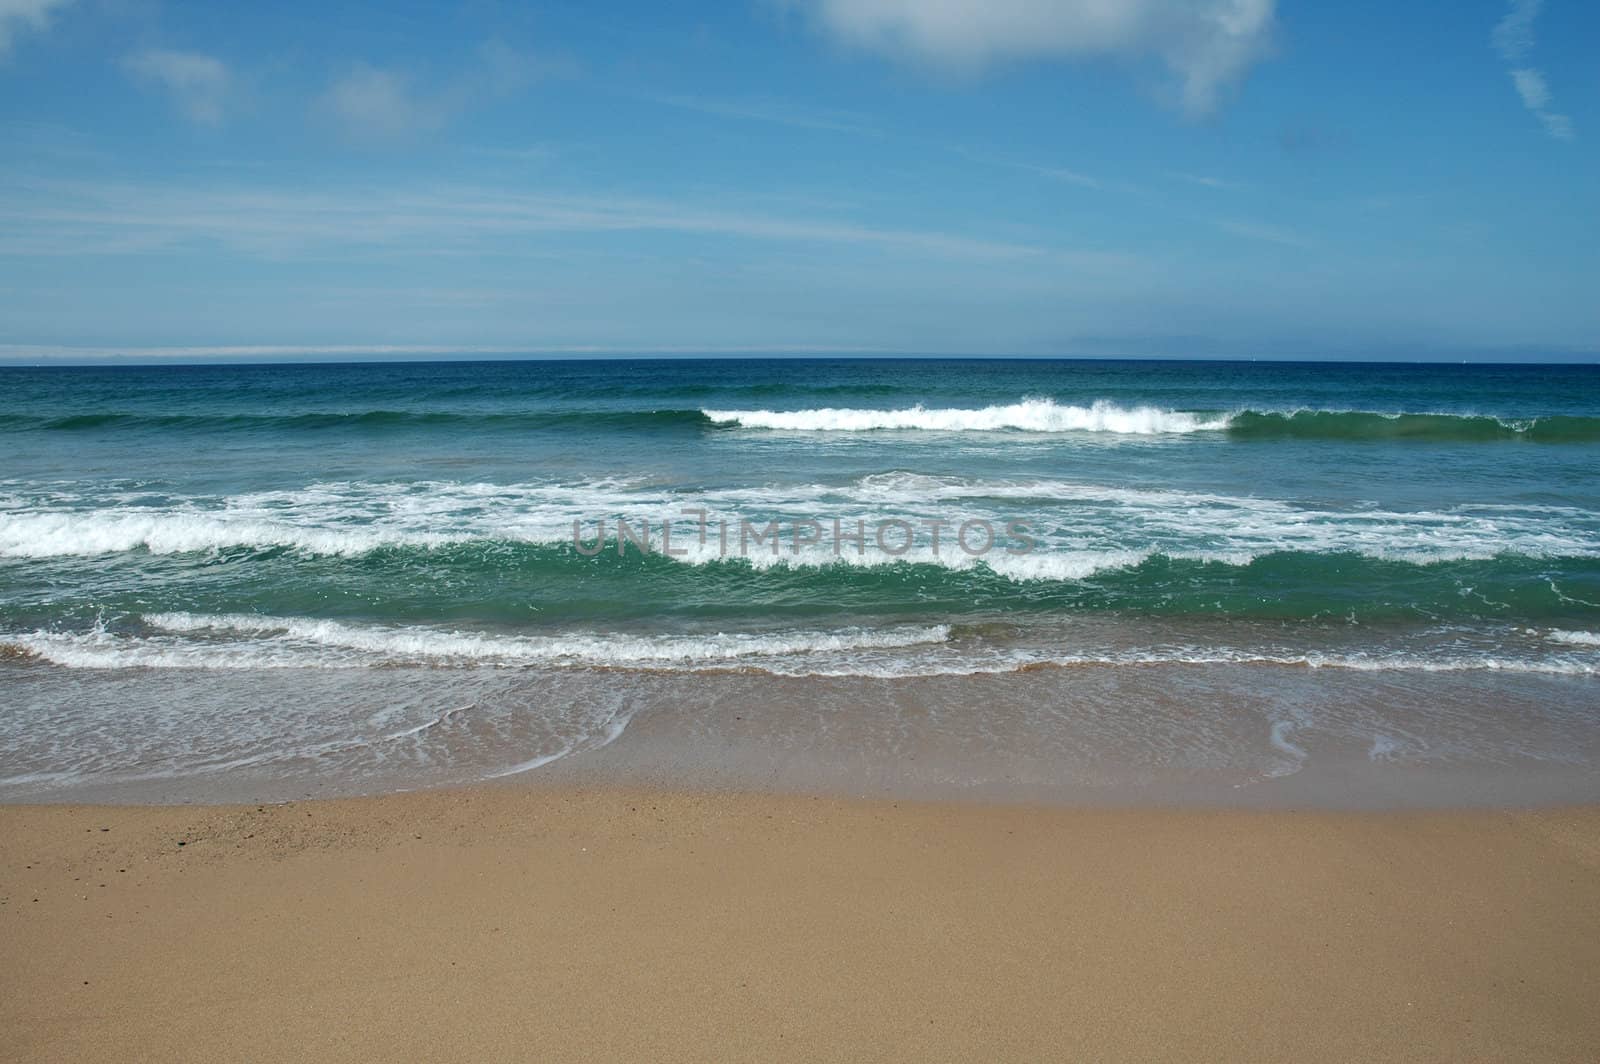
top-left (0, 613), bottom-right (953, 671)
top-left (704, 399), bottom-right (1226, 434)
top-left (2, 474), bottom-right (1595, 566)
top-left (5, 614), bottom-right (1596, 678)
top-left (9, 401), bottom-right (1599, 444)
top-left (704, 401), bottom-right (1600, 442)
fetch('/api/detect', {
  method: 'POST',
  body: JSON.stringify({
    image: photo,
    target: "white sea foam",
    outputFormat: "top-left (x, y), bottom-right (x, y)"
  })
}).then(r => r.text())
top-left (1548, 630), bottom-right (1600, 647)
top-left (5, 629), bottom-right (332, 670)
top-left (0, 510), bottom-right (454, 558)
top-left (6, 617), bottom-right (1595, 678)
top-left (1264, 713), bottom-right (1310, 779)
top-left (1, 475), bottom-right (1595, 566)
top-left (2, 626), bottom-right (945, 672)
top-left (483, 702), bottom-right (638, 779)
top-left (141, 612), bottom-right (954, 666)
top-left (847, 471), bottom-right (1284, 510)
top-left (1080, 649), bottom-right (1600, 675)
top-left (980, 549), bottom-right (1154, 582)
top-left (1368, 734), bottom-right (1405, 762)
top-left (703, 399), bottom-right (1231, 434)
top-left (638, 647), bottom-right (1600, 678)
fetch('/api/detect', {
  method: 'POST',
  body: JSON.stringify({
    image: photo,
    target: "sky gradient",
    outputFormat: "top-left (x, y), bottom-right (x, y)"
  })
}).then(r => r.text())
top-left (1, 0), bottom-right (1596, 361)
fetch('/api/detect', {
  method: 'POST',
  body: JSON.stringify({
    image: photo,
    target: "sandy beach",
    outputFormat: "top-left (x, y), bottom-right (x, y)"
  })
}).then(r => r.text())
top-left (7, 0), bottom-right (1600, 1056)
top-left (4, 786), bottom-right (1598, 1063)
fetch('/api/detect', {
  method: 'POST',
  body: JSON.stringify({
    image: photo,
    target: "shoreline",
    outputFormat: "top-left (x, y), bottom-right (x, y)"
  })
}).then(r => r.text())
top-left (5, 785), bottom-right (1599, 1062)
top-left (8, 659), bottom-right (1600, 810)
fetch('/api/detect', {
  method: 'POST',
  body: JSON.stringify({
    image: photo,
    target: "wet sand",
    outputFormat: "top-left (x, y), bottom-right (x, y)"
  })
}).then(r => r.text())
top-left (4, 787), bottom-right (1599, 1062)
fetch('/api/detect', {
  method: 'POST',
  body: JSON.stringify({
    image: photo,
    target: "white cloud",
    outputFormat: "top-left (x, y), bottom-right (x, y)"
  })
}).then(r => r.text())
top-left (474, 38), bottom-right (577, 93)
top-left (1509, 67), bottom-right (1550, 111)
top-left (1491, 0), bottom-right (1540, 61)
top-left (317, 44), bottom-right (564, 143)
top-left (786, 0), bottom-right (1276, 116)
top-left (319, 64), bottom-right (449, 141)
top-left (1531, 108), bottom-right (1572, 141)
top-left (0, 0), bottom-right (72, 58)
top-left (123, 49), bottom-right (230, 125)
top-left (1492, 0), bottom-right (1573, 140)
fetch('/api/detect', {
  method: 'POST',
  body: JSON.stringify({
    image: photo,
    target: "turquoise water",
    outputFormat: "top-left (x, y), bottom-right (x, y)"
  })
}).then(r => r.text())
top-left (2, 358), bottom-right (1598, 803)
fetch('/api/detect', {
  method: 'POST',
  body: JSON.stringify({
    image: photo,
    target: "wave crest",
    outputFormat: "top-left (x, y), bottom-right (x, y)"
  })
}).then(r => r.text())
top-left (703, 399), bottom-right (1227, 434)
top-left (703, 402), bottom-right (1600, 442)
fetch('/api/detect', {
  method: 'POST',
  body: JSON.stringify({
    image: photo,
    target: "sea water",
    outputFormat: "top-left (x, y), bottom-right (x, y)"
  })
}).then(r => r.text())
top-left (2, 358), bottom-right (1597, 804)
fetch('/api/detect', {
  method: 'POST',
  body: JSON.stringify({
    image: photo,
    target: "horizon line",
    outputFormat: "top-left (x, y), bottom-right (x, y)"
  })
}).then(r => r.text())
top-left (2, 344), bottom-right (1598, 368)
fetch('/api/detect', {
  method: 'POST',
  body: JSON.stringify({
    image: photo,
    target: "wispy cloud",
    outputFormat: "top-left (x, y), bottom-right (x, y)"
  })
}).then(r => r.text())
top-left (319, 64), bottom-right (450, 141)
top-left (317, 42), bottom-right (571, 143)
top-left (1509, 69), bottom-right (1571, 140)
top-left (785, 0), bottom-right (1276, 116)
top-left (642, 93), bottom-right (1106, 192)
top-left (467, 144), bottom-right (560, 163)
top-left (0, 0), bottom-right (72, 59)
top-left (1000, 160), bottom-right (1101, 190)
top-left (645, 92), bottom-right (876, 135)
top-left (1208, 217), bottom-right (1311, 248)
top-left (952, 148), bottom-right (1101, 190)
top-left (1169, 172), bottom-right (1240, 190)
top-left (123, 49), bottom-right (231, 126)
top-left (0, 120), bottom-right (107, 162)
top-left (1492, 0), bottom-right (1573, 140)
top-left (0, 176), bottom-right (1134, 267)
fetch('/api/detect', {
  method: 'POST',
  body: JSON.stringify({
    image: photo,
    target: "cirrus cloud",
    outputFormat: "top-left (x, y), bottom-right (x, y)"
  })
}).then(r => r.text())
top-left (1492, 0), bottom-right (1573, 141)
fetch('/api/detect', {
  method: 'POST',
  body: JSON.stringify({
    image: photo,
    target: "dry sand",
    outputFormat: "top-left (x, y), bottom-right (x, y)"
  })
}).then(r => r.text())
top-left (3, 787), bottom-right (1599, 1062)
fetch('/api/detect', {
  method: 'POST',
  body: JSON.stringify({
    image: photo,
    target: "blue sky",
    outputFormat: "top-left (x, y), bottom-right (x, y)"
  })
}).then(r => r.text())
top-left (1, 0), bottom-right (1596, 360)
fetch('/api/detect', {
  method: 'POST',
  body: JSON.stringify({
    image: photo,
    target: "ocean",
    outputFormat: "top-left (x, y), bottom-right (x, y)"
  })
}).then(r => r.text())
top-left (2, 357), bottom-right (1598, 805)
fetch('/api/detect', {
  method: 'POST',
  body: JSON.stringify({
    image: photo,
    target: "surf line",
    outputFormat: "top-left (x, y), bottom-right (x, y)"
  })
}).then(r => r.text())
top-left (571, 512), bottom-right (1036, 559)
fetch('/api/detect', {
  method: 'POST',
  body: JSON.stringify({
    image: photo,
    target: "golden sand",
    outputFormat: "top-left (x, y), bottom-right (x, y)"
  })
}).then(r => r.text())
top-left (4, 787), bottom-right (1599, 1062)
